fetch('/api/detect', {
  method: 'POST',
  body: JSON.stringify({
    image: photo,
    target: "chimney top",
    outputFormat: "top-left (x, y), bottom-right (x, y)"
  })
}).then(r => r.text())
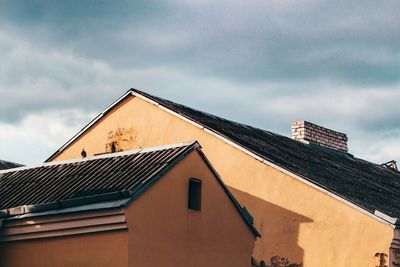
top-left (291, 120), bottom-right (348, 152)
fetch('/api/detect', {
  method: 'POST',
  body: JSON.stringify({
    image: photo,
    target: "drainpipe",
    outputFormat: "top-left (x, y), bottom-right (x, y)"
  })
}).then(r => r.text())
top-left (374, 211), bottom-right (400, 267)
top-left (390, 227), bottom-right (400, 267)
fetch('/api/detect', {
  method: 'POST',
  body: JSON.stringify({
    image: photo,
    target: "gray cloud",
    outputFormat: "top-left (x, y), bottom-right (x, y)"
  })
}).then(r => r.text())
top-left (2, 0), bottom-right (399, 84)
top-left (0, 0), bottom-right (399, 164)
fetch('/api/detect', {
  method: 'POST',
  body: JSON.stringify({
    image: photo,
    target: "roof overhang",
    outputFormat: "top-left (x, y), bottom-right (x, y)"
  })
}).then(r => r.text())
top-left (0, 199), bottom-right (128, 242)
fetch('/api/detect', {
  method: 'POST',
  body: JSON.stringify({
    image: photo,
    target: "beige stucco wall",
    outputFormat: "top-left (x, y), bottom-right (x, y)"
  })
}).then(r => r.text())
top-left (52, 95), bottom-right (394, 266)
top-left (0, 231), bottom-right (128, 267)
top-left (125, 150), bottom-right (255, 267)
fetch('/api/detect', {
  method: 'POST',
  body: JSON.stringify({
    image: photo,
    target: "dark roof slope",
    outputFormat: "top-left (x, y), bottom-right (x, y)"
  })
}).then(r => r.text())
top-left (131, 89), bottom-right (400, 221)
top-left (0, 159), bottom-right (23, 170)
top-left (0, 141), bottom-right (259, 236)
top-left (0, 143), bottom-right (192, 211)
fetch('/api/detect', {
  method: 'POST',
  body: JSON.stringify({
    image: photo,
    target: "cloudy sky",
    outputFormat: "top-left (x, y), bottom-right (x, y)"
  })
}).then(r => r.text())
top-left (0, 0), bottom-right (399, 165)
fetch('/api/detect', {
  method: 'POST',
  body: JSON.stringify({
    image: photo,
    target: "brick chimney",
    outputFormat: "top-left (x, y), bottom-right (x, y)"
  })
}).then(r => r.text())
top-left (292, 120), bottom-right (348, 152)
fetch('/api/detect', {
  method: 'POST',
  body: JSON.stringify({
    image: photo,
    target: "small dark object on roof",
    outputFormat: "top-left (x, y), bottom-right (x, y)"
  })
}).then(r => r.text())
top-left (382, 160), bottom-right (398, 172)
top-left (0, 159), bottom-right (23, 170)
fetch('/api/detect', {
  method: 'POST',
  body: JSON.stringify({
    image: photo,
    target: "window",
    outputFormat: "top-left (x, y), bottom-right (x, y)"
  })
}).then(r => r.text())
top-left (188, 178), bottom-right (202, 211)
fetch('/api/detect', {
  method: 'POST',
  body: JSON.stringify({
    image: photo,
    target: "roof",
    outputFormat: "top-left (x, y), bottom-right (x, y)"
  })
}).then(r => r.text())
top-left (0, 159), bottom-right (23, 170)
top-left (0, 141), bottom-right (260, 237)
top-left (45, 88), bottom-right (400, 226)
top-left (131, 89), bottom-right (400, 223)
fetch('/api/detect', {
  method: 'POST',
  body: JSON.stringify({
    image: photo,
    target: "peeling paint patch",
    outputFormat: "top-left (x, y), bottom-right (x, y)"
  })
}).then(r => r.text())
top-left (105, 128), bottom-right (137, 152)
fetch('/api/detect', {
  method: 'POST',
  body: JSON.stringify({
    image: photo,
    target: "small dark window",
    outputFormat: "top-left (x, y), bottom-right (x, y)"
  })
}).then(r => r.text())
top-left (188, 178), bottom-right (202, 211)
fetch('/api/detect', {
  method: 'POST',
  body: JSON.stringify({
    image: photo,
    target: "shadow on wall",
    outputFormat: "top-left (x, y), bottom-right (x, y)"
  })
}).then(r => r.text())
top-left (228, 187), bottom-right (313, 267)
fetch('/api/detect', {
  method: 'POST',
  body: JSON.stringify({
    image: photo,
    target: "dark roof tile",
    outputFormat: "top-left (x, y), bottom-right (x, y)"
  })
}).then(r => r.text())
top-left (131, 88), bottom-right (400, 220)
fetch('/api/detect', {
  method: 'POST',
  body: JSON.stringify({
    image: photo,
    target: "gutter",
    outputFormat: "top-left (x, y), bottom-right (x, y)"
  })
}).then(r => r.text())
top-left (0, 191), bottom-right (131, 220)
top-left (374, 210), bottom-right (399, 227)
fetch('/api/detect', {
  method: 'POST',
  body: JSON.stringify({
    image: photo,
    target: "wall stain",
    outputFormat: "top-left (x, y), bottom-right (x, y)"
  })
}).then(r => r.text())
top-left (375, 252), bottom-right (388, 267)
top-left (105, 128), bottom-right (137, 152)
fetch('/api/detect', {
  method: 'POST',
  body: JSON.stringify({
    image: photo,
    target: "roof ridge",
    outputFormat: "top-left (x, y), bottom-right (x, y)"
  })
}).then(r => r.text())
top-left (0, 141), bottom-right (199, 175)
top-left (131, 88), bottom-right (400, 174)
top-left (129, 88), bottom-right (287, 138)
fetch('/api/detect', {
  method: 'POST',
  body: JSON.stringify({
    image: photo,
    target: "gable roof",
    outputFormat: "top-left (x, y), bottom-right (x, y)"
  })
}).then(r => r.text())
top-left (0, 159), bottom-right (23, 170)
top-left (0, 141), bottom-right (260, 237)
top-left (46, 88), bottom-right (400, 227)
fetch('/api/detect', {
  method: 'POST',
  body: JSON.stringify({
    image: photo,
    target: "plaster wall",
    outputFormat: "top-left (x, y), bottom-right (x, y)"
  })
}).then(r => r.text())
top-left (0, 231), bottom-right (128, 267)
top-left (124, 150), bottom-right (255, 267)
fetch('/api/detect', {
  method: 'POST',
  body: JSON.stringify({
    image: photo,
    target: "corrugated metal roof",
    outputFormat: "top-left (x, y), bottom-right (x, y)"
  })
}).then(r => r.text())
top-left (0, 141), bottom-right (260, 237)
top-left (0, 142), bottom-right (195, 212)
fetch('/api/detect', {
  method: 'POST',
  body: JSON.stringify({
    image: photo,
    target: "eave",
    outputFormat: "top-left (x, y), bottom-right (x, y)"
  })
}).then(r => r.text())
top-left (0, 199), bottom-right (129, 242)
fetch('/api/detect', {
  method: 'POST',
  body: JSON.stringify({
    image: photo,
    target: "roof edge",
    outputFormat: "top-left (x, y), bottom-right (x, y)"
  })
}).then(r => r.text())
top-left (1, 198), bottom-right (130, 222)
top-left (2, 141), bottom-right (198, 174)
top-left (0, 192), bottom-right (130, 219)
top-left (195, 147), bottom-right (261, 237)
top-left (45, 90), bottom-right (134, 162)
top-left (374, 210), bottom-right (399, 225)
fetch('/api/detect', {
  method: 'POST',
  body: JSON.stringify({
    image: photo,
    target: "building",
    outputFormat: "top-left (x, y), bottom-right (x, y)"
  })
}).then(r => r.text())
top-left (0, 159), bottom-right (22, 170)
top-left (46, 88), bottom-right (400, 266)
top-left (0, 141), bottom-right (259, 267)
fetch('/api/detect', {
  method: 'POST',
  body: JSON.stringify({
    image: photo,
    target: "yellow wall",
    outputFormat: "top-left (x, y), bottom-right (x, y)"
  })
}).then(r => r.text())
top-left (0, 231), bottom-right (128, 267)
top-left (125, 150), bottom-right (255, 267)
top-left (52, 95), bottom-right (394, 266)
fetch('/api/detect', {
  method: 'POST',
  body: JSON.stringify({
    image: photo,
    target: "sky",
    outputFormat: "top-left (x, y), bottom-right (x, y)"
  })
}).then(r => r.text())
top-left (0, 0), bottom-right (399, 165)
